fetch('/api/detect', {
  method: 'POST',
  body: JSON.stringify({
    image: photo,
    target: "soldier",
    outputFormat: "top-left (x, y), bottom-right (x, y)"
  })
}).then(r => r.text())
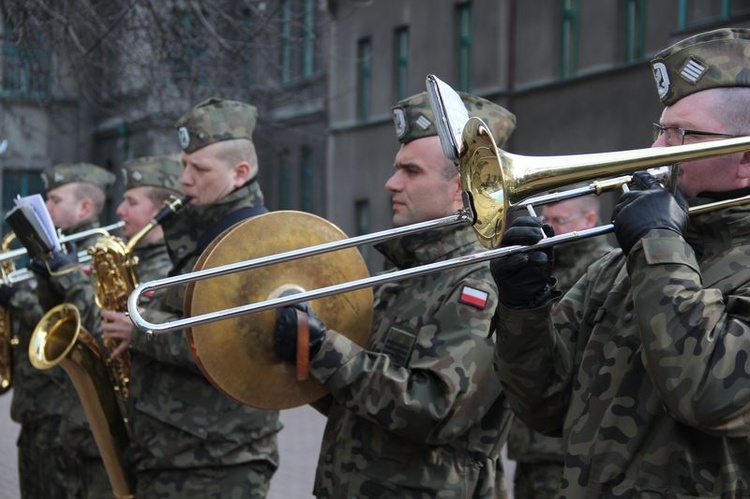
top-left (122, 99), bottom-right (281, 497)
top-left (100, 154), bottom-right (184, 357)
top-left (508, 195), bottom-right (613, 499)
top-left (273, 92), bottom-right (517, 497)
top-left (7, 163), bottom-right (115, 498)
top-left (491, 28), bottom-right (750, 497)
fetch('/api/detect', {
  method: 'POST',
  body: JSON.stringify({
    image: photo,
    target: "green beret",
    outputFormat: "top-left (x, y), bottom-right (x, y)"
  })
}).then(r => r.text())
top-left (175, 97), bottom-right (258, 154)
top-left (651, 28), bottom-right (750, 106)
top-left (392, 91), bottom-right (516, 146)
top-left (41, 162), bottom-right (115, 192)
top-left (122, 155), bottom-right (183, 194)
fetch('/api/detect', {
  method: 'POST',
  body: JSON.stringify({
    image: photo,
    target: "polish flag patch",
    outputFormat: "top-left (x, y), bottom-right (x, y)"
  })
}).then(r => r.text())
top-left (459, 286), bottom-right (489, 309)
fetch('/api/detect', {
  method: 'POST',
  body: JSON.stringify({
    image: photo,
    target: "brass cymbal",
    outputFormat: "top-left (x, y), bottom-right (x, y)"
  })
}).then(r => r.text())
top-left (185, 211), bottom-right (373, 410)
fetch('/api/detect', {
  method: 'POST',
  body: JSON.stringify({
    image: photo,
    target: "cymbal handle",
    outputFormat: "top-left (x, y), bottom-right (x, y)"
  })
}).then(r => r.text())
top-left (295, 310), bottom-right (310, 381)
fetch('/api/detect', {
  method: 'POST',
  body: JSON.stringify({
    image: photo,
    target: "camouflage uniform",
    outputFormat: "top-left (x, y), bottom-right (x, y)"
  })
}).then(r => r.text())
top-left (12, 218), bottom-right (110, 498)
top-left (507, 237), bottom-right (613, 499)
top-left (129, 101), bottom-right (281, 498)
top-left (494, 29), bottom-right (750, 498)
top-left (309, 225), bottom-right (508, 498)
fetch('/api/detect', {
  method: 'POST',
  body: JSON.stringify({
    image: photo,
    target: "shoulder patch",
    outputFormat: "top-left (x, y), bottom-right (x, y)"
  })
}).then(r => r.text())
top-left (459, 285), bottom-right (489, 309)
top-left (382, 326), bottom-right (416, 367)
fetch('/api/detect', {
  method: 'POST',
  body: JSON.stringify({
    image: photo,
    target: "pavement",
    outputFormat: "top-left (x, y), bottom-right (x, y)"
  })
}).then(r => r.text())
top-left (0, 392), bottom-right (514, 498)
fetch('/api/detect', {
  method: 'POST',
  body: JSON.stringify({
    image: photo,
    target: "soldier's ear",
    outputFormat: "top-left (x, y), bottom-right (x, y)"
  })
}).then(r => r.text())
top-left (232, 161), bottom-right (251, 188)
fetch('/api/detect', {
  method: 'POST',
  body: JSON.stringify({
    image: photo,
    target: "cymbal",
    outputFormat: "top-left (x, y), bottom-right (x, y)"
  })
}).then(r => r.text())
top-left (185, 211), bottom-right (373, 410)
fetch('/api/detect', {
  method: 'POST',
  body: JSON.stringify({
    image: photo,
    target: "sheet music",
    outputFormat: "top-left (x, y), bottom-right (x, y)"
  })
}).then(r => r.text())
top-left (425, 74), bottom-right (469, 161)
top-left (14, 194), bottom-right (61, 251)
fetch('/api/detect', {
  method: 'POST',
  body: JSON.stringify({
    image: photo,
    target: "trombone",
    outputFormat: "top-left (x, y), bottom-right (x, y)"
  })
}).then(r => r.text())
top-left (1, 221), bottom-right (125, 285)
top-left (128, 121), bottom-right (750, 335)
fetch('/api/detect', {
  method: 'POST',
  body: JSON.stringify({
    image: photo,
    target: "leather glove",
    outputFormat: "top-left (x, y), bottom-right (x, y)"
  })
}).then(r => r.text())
top-left (274, 302), bottom-right (327, 363)
top-left (0, 284), bottom-right (19, 307)
top-left (612, 171), bottom-right (689, 255)
top-left (490, 216), bottom-right (555, 309)
top-left (27, 242), bottom-right (79, 277)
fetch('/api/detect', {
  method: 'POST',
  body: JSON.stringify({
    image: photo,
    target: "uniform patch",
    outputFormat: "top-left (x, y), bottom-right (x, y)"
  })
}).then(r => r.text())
top-left (680, 57), bottom-right (707, 84)
top-left (651, 61), bottom-right (670, 99)
top-left (382, 326), bottom-right (416, 367)
top-left (459, 285), bottom-right (489, 309)
top-left (415, 114), bottom-right (432, 130)
top-left (392, 108), bottom-right (407, 139)
top-left (177, 126), bottom-right (190, 150)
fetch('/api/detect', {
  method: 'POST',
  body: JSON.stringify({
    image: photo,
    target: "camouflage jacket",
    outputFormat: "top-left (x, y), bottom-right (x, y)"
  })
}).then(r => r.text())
top-left (12, 219), bottom-right (103, 454)
top-left (494, 204), bottom-right (750, 498)
top-left (310, 225), bottom-right (511, 498)
top-left (130, 180), bottom-right (281, 471)
top-left (507, 236), bottom-right (614, 464)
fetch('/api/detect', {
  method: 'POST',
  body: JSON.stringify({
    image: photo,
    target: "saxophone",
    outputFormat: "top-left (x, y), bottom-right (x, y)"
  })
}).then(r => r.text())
top-left (29, 195), bottom-right (189, 499)
top-left (89, 195), bottom-right (189, 429)
top-left (0, 232), bottom-right (19, 394)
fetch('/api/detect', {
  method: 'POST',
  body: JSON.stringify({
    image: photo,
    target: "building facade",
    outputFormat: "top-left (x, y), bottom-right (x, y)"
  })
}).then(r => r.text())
top-left (1, 0), bottom-right (749, 270)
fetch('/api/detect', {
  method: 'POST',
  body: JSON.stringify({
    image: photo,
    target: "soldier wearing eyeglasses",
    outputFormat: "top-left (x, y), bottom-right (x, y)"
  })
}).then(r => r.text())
top-left (491, 28), bottom-right (750, 497)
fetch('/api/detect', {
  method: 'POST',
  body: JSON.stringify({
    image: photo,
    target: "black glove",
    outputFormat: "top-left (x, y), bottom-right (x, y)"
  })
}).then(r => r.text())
top-left (27, 242), bottom-right (79, 277)
top-left (490, 216), bottom-right (555, 309)
top-left (612, 171), bottom-right (689, 255)
top-left (0, 284), bottom-right (19, 307)
top-left (274, 302), bottom-right (327, 363)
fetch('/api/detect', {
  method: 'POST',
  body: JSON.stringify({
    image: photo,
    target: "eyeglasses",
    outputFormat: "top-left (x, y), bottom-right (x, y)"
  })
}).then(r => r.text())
top-left (542, 213), bottom-right (586, 226)
top-left (652, 123), bottom-right (737, 146)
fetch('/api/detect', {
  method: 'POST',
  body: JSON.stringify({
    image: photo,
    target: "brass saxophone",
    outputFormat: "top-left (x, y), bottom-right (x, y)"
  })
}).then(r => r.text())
top-left (89, 195), bottom-right (189, 429)
top-left (0, 232), bottom-right (19, 394)
top-left (29, 195), bottom-right (189, 499)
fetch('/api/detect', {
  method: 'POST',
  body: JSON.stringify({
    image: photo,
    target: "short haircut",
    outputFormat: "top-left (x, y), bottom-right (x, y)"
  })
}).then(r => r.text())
top-left (74, 182), bottom-right (106, 214)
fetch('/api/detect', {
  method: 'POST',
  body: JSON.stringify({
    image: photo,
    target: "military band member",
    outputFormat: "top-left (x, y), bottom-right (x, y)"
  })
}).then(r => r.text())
top-left (274, 92), bottom-right (517, 498)
top-left (508, 195), bottom-right (613, 499)
top-left (123, 99), bottom-right (281, 498)
top-left (10, 163), bottom-right (115, 498)
top-left (491, 28), bottom-right (750, 497)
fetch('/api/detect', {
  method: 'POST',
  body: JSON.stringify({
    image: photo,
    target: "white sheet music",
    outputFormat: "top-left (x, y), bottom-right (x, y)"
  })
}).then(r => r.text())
top-left (14, 194), bottom-right (61, 251)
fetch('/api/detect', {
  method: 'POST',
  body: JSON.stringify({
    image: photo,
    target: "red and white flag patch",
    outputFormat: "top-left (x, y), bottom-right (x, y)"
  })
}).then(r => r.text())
top-left (459, 285), bottom-right (489, 309)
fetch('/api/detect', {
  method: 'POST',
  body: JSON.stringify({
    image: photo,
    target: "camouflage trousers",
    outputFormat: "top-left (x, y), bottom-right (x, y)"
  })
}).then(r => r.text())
top-left (134, 460), bottom-right (276, 498)
top-left (17, 418), bottom-right (110, 499)
top-left (512, 461), bottom-right (563, 499)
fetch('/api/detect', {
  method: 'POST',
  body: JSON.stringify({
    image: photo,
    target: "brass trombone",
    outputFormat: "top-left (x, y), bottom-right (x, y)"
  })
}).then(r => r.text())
top-left (128, 122), bottom-right (750, 336)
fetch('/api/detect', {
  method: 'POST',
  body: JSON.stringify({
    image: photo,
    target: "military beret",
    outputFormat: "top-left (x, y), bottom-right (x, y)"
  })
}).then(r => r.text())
top-left (41, 162), bottom-right (115, 192)
top-left (122, 155), bottom-right (183, 194)
top-left (651, 28), bottom-right (750, 106)
top-left (392, 91), bottom-right (516, 146)
top-left (175, 97), bottom-right (258, 154)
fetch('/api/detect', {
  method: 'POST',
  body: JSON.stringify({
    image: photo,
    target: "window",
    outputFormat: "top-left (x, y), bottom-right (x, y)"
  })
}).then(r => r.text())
top-left (561, 0), bottom-right (580, 78)
top-left (678, 0), bottom-right (740, 28)
top-left (279, 0), bottom-right (318, 85)
top-left (1, 21), bottom-right (51, 98)
top-left (355, 199), bottom-right (371, 262)
top-left (300, 145), bottom-right (313, 212)
top-left (393, 26), bottom-right (409, 101)
top-left (302, 0), bottom-right (316, 78)
top-left (279, 150), bottom-right (292, 210)
top-left (455, 3), bottom-right (472, 91)
top-left (280, 0), bottom-right (292, 85)
top-left (356, 37), bottom-right (372, 122)
top-left (623, 0), bottom-right (646, 62)
top-left (168, 12), bottom-right (208, 87)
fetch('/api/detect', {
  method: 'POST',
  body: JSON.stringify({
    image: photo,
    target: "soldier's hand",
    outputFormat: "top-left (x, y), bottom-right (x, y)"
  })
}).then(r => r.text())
top-left (274, 302), bottom-right (327, 363)
top-left (101, 309), bottom-right (133, 360)
top-left (490, 216), bottom-right (555, 309)
top-left (612, 171), bottom-right (689, 255)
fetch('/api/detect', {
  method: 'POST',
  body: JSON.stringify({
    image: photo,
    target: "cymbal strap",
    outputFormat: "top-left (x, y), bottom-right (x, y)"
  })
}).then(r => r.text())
top-left (295, 310), bottom-right (310, 381)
